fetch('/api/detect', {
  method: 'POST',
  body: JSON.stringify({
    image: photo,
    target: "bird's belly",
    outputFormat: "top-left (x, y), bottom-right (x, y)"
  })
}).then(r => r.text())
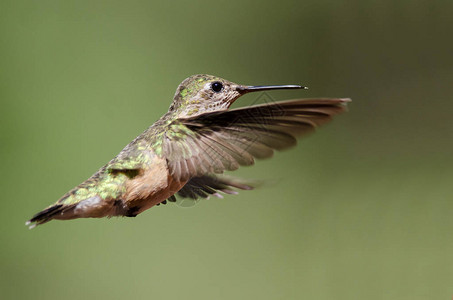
top-left (122, 156), bottom-right (186, 215)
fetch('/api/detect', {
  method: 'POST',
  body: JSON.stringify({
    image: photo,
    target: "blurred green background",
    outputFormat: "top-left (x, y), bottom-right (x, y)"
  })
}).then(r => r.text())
top-left (1, 0), bottom-right (452, 299)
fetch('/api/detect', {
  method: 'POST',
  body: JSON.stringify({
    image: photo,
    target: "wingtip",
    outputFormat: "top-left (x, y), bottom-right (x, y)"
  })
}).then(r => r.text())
top-left (212, 192), bottom-right (224, 199)
top-left (338, 98), bottom-right (351, 111)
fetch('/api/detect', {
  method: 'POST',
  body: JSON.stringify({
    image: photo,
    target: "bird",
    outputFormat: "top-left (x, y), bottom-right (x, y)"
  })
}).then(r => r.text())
top-left (26, 74), bottom-right (350, 229)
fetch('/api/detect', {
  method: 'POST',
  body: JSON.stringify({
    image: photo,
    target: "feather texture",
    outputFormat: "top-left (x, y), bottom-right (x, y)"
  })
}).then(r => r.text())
top-left (175, 175), bottom-right (254, 200)
top-left (163, 98), bottom-right (350, 181)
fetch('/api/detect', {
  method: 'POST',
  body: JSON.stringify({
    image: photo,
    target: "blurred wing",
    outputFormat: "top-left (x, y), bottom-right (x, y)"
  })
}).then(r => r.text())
top-left (163, 98), bottom-right (350, 181)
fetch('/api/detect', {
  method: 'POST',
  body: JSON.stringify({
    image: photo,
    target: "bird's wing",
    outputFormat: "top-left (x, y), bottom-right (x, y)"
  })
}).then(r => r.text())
top-left (176, 174), bottom-right (254, 199)
top-left (162, 98), bottom-right (350, 181)
top-left (157, 175), bottom-right (255, 206)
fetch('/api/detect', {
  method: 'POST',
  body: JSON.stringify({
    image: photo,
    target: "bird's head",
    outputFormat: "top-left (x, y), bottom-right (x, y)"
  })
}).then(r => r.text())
top-left (168, 74), bottom-right (305, 118)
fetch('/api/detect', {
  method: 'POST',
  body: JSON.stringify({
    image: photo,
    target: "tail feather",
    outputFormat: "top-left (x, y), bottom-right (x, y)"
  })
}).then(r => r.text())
top-left (26, 204), bottom-right (67, 229)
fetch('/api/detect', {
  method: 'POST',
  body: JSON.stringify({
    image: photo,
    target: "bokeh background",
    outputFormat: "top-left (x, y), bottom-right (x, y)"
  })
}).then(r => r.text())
top-left (1, 0), bottom-right (452, 299)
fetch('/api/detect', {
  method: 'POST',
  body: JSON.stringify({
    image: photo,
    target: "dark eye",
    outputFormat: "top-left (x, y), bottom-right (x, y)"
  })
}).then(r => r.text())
top-left (211, 81), bottom-right (223, 93)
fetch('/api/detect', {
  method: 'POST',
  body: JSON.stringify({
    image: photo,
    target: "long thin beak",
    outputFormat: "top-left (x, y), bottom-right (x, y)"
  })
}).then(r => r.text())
top-left (236, 84), bottom-right (308, 94)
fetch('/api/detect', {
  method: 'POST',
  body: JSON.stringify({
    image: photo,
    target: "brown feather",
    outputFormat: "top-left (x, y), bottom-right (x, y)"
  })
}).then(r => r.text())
top-left (162, 98), bottom-right (350, 182)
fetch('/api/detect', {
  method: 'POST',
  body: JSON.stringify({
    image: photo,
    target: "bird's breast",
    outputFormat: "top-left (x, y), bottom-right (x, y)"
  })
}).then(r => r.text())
top-left (122, 155), bottom-right (186, 215)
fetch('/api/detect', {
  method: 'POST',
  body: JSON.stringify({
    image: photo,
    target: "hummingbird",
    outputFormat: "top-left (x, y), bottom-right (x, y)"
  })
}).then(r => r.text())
top-left (26, 74), bottom-right (350, 229)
